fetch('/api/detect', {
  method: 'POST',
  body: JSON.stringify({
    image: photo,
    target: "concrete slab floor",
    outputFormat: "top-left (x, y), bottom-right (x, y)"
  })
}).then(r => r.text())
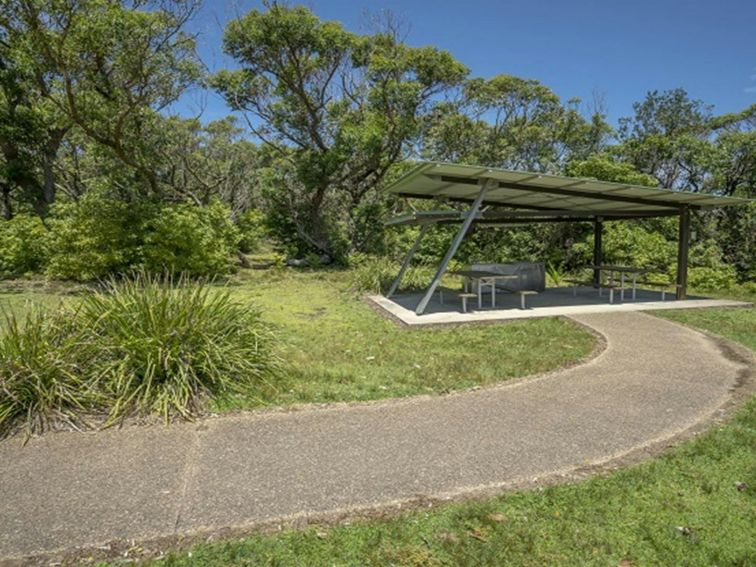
top-left (369, 286), bottom-right (751, 326)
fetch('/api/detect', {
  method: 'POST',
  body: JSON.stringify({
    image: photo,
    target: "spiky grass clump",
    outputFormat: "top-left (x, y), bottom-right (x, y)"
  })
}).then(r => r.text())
top-left (78, 273), bottom-right (277, 422)
top-left (0, 274), bottom-right (277, 438)
top-left (0, 306), bottom-right (99, 437)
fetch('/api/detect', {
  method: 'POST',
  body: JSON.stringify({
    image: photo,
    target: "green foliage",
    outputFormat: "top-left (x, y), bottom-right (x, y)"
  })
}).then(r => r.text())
top-left (566, 154), bottom-right (658, 186)
top-left (347, 254), bottom-right (437, 294)
top-left (0, 306), bottom-right (97, 438)
top-left (0, 273), bottom-right (277, 436)
top-left (141, 201), bottom-right (240, 277)
top-left (0, 213), bottom-right (48, 276)
top-left (422, 74), bottom-right (610, 171)
top-left (44, 193), bottom-right (146, 281)
top-left (601, 221), bottom-right (677, 273)
top-left (236, 209), bottom-right (267, 253)
top-left (545, 261), bottom-right (567, 286)
top-left (39, 195), bottom-right (240, 281)
top-left (713, 203), bottom-right (756, 282)
top-left (688, 266), bottom-right (738, 291)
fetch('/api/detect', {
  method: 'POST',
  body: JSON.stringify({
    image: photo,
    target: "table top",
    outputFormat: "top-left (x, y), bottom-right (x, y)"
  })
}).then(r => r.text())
top-left (451, 270), bottom-right (521, 280)
top-left (589, 265), bottom-right (649, 274)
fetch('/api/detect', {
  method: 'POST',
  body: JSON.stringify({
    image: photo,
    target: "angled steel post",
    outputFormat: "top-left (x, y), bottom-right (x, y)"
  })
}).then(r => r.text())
top-left (387, 224), bottom-right (429, 298)
top-left (676, 205), bottom-right (691, 300)
top-left (415, 180), bottom-right (494, 315)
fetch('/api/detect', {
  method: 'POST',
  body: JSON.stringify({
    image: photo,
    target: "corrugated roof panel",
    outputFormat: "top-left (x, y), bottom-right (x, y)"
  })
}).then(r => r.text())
top-left (385, 161), bottom-right (751, 213)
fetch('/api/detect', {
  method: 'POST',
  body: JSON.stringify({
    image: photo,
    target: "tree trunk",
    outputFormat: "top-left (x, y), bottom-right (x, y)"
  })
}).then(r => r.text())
top-left (39, 127), bottom-right (68, 213)
top-left (1, 184), bottom-right (13, 220)
top-left (306, 185), bottom-right (332, 254)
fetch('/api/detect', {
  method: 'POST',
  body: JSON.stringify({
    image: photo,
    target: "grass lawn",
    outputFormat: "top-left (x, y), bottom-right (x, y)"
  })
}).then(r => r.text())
top-left (107, 304), bottom-right (755, 567)
top-left (216, 269), bottom-right (595, 409)
top-left (0, 269), bottom-right (596, 412)
top-left (656, 306), bottom-right (756, 351)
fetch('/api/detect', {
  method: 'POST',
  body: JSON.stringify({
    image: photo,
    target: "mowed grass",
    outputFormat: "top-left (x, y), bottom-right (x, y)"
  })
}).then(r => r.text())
top-left (0, 269), bottom-right (595, 414)
top-left (213, 269), bottom-right (595, 409)
top-left (109, 305), bottom-right (755, 567)
top-left (0, 284), bottom-right (66, 315)
top-left (656, 305), bottom-right (756, 352)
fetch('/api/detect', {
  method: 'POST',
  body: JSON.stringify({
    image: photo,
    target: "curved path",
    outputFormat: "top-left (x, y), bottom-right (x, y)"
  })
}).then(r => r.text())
top-left (0, 311), bottom-right (752, 564)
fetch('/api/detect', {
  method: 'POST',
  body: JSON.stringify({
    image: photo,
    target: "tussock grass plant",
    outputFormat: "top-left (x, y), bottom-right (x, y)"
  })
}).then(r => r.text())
top-left (79, 273), bottom-right (277, 422)
top-left (0, 306), bottom-right (99, 438)
top-left (0, 273), bottom-right (277, 438)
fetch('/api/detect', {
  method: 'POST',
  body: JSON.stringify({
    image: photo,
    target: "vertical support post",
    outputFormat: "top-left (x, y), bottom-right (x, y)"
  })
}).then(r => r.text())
top-left (387, 224), bottom-right (429, 298)
top-left (676, 205), bottom-right (690, 300)
top-left (415, 180), bottom-right (493, 315)
top-left (592, 217), bottom-right (603, 287)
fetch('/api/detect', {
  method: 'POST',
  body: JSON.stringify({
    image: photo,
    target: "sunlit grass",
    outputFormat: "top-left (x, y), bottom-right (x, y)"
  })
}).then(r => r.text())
top-left (213, 268), bottom-right (595, 409)
top-left (657, 306), bottom-right (756, 351)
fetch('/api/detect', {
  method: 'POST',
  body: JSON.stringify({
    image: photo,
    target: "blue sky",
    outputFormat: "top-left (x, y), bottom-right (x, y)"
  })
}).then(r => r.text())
top-left (177, 0), bottom-right (756, 128)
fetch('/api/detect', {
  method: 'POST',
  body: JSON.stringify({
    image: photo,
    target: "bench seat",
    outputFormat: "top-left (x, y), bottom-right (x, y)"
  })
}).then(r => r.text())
top-left (637, 281), bottom-right (682, 301)
top-left (517, 290), bottom-right (538, 309)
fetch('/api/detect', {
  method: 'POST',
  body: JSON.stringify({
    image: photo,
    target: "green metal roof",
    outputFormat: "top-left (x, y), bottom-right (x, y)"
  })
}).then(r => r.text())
top-left (384, 162), bottom-right (752, 216)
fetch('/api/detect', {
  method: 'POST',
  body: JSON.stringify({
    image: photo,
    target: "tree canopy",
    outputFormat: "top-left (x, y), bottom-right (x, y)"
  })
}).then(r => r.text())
top-left (0, 0), bottom-right (752, 284)
top-left (212, 2), bottom-right (468, 255)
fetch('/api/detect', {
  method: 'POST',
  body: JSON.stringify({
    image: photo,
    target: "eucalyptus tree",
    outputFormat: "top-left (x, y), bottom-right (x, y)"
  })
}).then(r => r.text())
top-left (617, 88), bottom-right (715, 190)
top-left (702, 105), bottom-right (756, 280)
top-left (421, 74), bottom-right (610, 172)
top-left (466, 75), bottom-right (608, 170)
top-left (705, 105), bottom-right (756, 198)
top-left (212, 2), bottom-right (468, 256)
top-left (160, 116), bottom-right (262, 212)
top-left (2, 0), bottom-right (202, 203)
top-left (0, 9), bottom-right (69, 217)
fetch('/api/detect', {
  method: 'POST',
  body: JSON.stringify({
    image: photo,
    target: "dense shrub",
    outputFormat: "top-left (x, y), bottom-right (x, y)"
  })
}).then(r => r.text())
top-left (0, 274), bottom-right (277, 436)
top-left (44, 193), bottom-right (147, 281)
top-left (688, 265), bottom-right (738, 291)
top-left (38, 196), bottom-right (240, 280)
top-left (141, 201), bottom-right (240, 276)
top-left (0, 214), bottom-right (48, 277)
top-left (600, 221), bottom-right (677, 272)
top-left (236, 208), bottom-right (267, 253)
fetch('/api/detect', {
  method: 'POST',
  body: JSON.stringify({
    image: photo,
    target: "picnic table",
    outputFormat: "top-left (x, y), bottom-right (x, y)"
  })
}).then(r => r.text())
top-left (590, 265), bottom-right (650, 301)
top-left (450, 270), bottom-right (522, 309)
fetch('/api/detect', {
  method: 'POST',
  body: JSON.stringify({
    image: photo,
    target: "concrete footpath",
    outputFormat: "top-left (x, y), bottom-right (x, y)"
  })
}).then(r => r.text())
top-left (0, 311), bottom-right (753, 564)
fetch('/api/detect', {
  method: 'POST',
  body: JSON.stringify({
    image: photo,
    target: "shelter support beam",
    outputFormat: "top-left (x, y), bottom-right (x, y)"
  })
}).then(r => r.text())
top-left (415, 181), bottom-right (494, 315)
top-left (387, 224), bottom-right (429, 298)
top-left (592, 218), bottom-right (603, 287)
top-left (676, 206), bottom-right (691, 300)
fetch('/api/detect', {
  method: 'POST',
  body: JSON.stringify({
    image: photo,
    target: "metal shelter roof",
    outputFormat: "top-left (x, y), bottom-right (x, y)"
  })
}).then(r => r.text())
top-left (384, 162), bottom-right (751, 222)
